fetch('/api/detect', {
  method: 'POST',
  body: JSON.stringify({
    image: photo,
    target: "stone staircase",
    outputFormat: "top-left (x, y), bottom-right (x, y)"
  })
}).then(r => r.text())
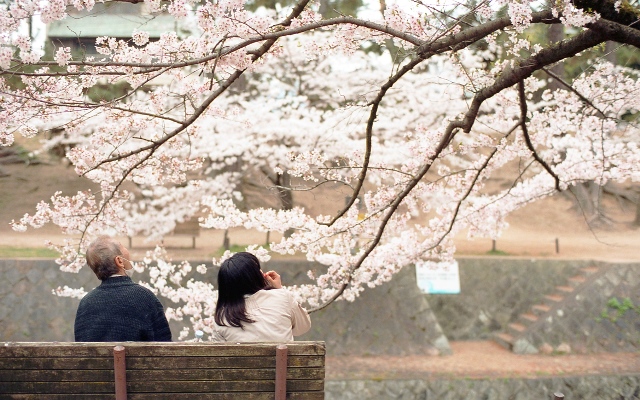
top-left (493, 265), bottom-right (605, 353)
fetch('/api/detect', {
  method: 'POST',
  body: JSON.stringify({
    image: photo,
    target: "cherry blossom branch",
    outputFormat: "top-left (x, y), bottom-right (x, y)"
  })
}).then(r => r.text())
top-left (431, 147), bottom-right (502, 248)
top-left (541, 67), bottom-right (608, 119)
top-left (322, 11), bottom-right (561, 227)
top-left (310, 115), bottom-right (463, 312)
top-left (310, 26), bottom-right (609, 311)
top-left (79, 0), bottom-right (316, 230)
top-left (275, 179), bottom-right (355, 192)
top-left (416, 11), bottom-right (558, 58)
top-left (6, 10), bottom-right (562, 80)
top-left (460, 29), bottom-right (606, 134)
top-left (3, 17), bottom-right (423, 75)
top-left (319, 165), bottom-right (415, 177)
top-left (326, 57), bottom-right (424, 226)
top-left (518, 81), bottom-right (562, 192)
top-left (0, 66), bottom-right (163, 77)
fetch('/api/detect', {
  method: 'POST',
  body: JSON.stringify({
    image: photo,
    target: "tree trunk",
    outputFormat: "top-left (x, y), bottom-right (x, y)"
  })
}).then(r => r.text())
top-left (276, 171), bottom-right (293, 211)
top-left (275, 171), bottom-right (295, 237)
top-left (569, 182), bottom-right (602, 224)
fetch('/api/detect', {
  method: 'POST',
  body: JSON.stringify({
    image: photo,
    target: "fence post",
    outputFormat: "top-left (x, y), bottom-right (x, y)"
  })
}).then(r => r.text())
top-left (113, 345), bottom-right (127, 400)
top-left (223, 229), bottom-right (230, 250)
top-left (275, 344), bottom-right (288, 400)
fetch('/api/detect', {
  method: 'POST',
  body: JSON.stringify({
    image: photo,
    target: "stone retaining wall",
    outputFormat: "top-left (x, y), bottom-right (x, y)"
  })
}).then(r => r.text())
top-left (325, 374), bottom-right (640, 399)
top-left (0, 258), bottom-right (450, 356)
top-left (2, 257), bottom-right (639, 356)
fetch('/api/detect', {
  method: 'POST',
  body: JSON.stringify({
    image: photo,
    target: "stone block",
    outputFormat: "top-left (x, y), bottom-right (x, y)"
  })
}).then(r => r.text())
top-left (513, 338), bottom-right (538, 354)
top-left (26, 267), bottom-right (42, 284)
top-left (11, 280), bottom-right (28, 296)
top-left (539, 342), bottom-right (553, 354)
top-left (3, 267), bottom-right (21, 285)
top-left (43, 265), bottom-right (58, 281)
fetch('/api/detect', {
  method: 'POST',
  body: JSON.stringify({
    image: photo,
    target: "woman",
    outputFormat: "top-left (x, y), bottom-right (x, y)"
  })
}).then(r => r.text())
top-left (213, 252), bottom-right (311, 342)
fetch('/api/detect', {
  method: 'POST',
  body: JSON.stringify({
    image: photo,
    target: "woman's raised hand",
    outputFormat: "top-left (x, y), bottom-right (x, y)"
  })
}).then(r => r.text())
top-left (263, 270), bottom-right (282, 289)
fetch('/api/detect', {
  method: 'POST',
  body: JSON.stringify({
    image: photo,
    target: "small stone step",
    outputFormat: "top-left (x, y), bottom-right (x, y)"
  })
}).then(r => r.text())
top-left (581, 266), bottom-right (599, 274)
top-left (520, 313), bottom-right (538, 324)
top-left (544, 294), bottom-right (563, 303)
top-left (556, 285), bottom-right (574, 293)
top-left (532, 304), bottom-right (551, 315)
top-left (508, 322), bottom-right (526, 335)
top-left (493, 332), bottom-right (514, 350)
top-left (568, 275), bottom-right (586, 286)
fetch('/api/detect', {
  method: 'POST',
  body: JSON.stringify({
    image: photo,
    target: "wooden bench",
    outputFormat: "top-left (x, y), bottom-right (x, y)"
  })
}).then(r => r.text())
top-left (0, 341), bottom-right (325, 399)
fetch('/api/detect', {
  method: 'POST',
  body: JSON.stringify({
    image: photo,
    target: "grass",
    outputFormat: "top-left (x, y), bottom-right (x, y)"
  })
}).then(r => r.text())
top-left (486, 249), bottom-right (510, 256)
top-left (212, 244), bottom-right (257, 257)
top-left (0, 246), bottom-right (59, 258)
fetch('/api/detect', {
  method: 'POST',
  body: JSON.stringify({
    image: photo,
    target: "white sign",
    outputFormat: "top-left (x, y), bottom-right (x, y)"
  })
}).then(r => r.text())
top-left (415, 260), bottom-right (460, 294)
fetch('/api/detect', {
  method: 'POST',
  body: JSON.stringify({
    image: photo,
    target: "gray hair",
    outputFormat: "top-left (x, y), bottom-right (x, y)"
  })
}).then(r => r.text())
top-left (86, 236), bottom-right (123, 280)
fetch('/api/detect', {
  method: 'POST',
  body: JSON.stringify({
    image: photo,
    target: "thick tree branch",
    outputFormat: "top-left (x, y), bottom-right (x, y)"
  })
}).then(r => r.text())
top-left (574, 0), bottom-right (640, 28)
top-left (586, 18), bottom-right (640, 48)
top-left (417, 11), bottom-right (558, 58)
top-left (462, 29), bottom-right (606, 133)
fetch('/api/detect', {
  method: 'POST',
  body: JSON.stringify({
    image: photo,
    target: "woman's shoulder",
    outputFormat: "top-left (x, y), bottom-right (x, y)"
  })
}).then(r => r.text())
top-left (252, 288), bottom-right (292, 301)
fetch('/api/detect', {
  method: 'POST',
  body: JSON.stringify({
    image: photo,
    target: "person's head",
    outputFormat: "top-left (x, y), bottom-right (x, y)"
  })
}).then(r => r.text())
top-left (85, 236), bottom-right (132, 280)
top-left (214, 252), bottom-right (269, 328)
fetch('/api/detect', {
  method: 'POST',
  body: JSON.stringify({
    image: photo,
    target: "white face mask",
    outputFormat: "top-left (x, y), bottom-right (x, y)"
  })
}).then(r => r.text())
top-left (120, 255), bottom-right (134, 277)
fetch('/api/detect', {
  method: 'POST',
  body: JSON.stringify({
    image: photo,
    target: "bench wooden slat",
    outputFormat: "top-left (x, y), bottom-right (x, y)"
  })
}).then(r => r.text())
top-left (126, 356), bottom-right (324, 369)
top-left (0, 342), bottom-right (325, 357)
top-left (0, 367), bottom-right (325, 382)
top-left (2, 355), bottom-right (323, 370)
top-left (128, 392), bottom-right (325, 400)
top-left (4, 393), bottom-right (325, 400)
top-left (1, 379), bottom-right (324, 393)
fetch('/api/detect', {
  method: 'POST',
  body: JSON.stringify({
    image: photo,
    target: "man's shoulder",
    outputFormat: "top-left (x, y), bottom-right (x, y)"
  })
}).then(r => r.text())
top-left (76, 286), bottom-right (108, 308)
top-left (126, 282), bottom-right (162, 301)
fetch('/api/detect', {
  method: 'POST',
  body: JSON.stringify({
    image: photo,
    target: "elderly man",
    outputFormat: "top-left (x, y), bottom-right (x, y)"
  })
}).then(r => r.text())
top-left (74, 235), bottom-right (172, 342)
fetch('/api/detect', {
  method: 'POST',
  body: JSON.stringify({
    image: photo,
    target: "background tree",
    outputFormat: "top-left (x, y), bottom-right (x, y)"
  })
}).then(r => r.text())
top-left (4, 0), bottom-right (640, 339)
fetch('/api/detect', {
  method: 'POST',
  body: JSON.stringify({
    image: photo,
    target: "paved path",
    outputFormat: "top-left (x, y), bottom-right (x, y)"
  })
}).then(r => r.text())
top-left (326, 341), bottom-right (640, 380)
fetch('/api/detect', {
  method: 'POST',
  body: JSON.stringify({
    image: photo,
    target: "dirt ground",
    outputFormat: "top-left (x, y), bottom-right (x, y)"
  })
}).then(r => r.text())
top-left (1, 160), bottom-right (640, 379)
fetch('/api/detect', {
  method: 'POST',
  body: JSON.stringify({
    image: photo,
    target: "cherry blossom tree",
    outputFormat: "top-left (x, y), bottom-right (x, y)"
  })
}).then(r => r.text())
top-left (4, 0), bottom-right (640, 339)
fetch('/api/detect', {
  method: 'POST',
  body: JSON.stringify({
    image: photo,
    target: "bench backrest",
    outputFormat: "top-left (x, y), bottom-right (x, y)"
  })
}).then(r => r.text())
top-left (0, 341), bottom-right (325, 399)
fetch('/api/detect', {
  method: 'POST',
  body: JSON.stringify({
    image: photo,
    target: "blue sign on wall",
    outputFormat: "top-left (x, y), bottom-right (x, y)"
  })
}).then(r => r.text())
top-left (415, 260), bottom-right (460, 294)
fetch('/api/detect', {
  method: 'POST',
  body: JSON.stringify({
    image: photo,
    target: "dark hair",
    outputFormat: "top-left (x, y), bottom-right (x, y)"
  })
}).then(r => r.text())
top-left (214, 252), bottom-right (269, 328)
top-left (86, 235), bottom-right (123, 280)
